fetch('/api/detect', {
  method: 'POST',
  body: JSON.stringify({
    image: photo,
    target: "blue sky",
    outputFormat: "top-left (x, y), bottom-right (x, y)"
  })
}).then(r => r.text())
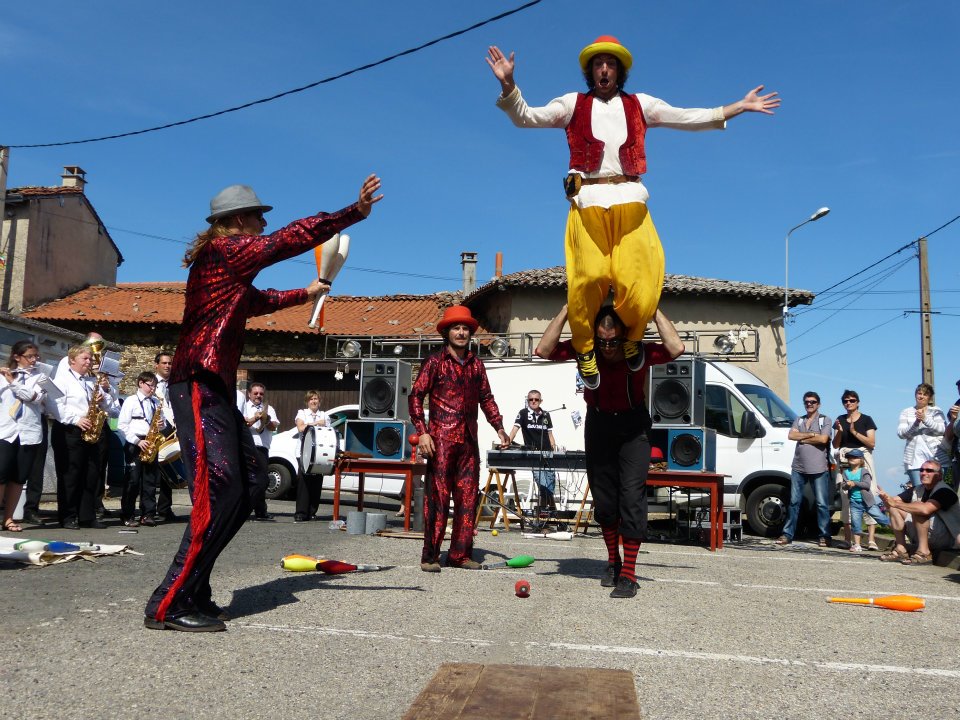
top-left (3, 0), bottom-right (958, 491)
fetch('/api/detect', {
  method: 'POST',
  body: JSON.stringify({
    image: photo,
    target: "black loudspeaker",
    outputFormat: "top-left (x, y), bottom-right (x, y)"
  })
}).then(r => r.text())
top-left (650, 427), bottom-right (717, 473)
top-left (359, 359), bottom-right (412, 421)
top-left (648, 357), bottom-right (706, 426)
top-left (344, 420), bottom-right (412, 462)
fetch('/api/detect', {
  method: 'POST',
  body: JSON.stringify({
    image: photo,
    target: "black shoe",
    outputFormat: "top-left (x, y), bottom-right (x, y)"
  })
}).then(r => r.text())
top-left (253, 513), bottom-right (275, 522)
top-left (62, 518), bottom-right (79, 529)
top-left (196, 600), bottom-right (232, 622)
top-left (610, 576), bottom-right (639, 599)
top-left (22, 511), bottom-right (45, 526)
top-left (623, 340), bottom-right (645, 372)
top-left (293, 514), bottom-right (309, 523)
top-left (81, 520), bottom-right (107, 530)
top-left (576, 351), bottom-right (600, 390)
top-left (139, 515), bottom-right (157, 527)
top-left (144, 612), bottom-right (226, 632)
top-left (161, 510), bottom-right (178, 522)
top-left (601, 560), bottom-right (622, 588)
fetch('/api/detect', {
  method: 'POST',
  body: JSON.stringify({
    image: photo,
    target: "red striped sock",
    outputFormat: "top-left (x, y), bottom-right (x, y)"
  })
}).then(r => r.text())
top-left (620, 537), bottom-right (642, 583)
top-left (601, 524), bottom-right (621, 566)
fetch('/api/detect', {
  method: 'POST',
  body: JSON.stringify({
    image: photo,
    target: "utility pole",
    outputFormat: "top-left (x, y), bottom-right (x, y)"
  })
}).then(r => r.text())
top-left (0, 146), bottom-right (8, 234)
top-left (918, 236), bottom-right (934, 387)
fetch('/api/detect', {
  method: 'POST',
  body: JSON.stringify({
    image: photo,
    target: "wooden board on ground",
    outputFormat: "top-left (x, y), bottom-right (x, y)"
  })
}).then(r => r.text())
top-left (376, 529), bottom-right (425, 540)
top-left (402, 663), bottom-right (641, 720)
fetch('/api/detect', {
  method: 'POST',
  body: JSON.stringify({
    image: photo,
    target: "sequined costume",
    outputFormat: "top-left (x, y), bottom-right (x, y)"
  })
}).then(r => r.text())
top-left (409, 349), bottom-right (504, 566)
top-left (146, 205), bottom-right (364, 623)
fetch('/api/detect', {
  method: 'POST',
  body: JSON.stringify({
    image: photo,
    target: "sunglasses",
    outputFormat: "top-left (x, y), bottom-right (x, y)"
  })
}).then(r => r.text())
top-left (527, 397), bottom-right (541, 402)
top-left (804, 400), bottom-right (819, 406)
top-left (595, 338), bottom-right (623, 349)
top-left (919, 468), bottom-right (938, 474)
top-left (842, 398), bottom-right (858, 404)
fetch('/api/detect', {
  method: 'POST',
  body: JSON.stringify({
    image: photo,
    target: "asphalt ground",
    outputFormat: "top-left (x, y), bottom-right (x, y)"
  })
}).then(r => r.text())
top-left (2, 492), bottom-right (959, 720)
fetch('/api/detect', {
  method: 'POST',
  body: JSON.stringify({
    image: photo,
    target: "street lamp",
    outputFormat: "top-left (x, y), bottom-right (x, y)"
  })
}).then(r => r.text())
top-left (784, 207), bottom-right (830, 320)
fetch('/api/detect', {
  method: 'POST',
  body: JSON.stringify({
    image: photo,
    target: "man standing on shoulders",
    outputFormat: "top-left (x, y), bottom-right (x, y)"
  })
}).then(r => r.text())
top-left (778, 392), bottom-right (833, 547)
top-left (508, 390), bottom-right (558, 512)
top-left (409, 305), bottom-right (511, 573)
top-left (536, 304), bottom-right (684, 599)
top-left (243, 382), bottom-right (279, 521)
top-left (487, 37), bottom-right (777, 389)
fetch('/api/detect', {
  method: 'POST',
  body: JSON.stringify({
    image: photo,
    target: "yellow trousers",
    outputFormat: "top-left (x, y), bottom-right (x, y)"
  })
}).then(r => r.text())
top-left (564, 202), bottom-right (665, 353)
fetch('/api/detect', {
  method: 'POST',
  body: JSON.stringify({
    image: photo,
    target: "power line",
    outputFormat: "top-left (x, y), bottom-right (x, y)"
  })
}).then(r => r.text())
top-left (7, 1), bottom-right (543, 149)
top-left (789, 314), bottom-right (906, 365)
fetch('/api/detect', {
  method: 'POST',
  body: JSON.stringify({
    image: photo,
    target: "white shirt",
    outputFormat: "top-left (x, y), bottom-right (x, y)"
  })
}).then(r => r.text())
top-left (295, 408), bottom-right (328, 429)
top-left (53, 367), bottom-right (118, 427)
top-left (118, 391), bottom-right (159, 445)
top-left (897, 404), bottom-right (947, 469)
top-left (243, 400), bottom-right (278, 449)
top-left (497, 86), bottom-right (725, 209)
top-left (154, 373), bottom-right (176, 426)
top-left (0, 367), bottom-right (48, 445)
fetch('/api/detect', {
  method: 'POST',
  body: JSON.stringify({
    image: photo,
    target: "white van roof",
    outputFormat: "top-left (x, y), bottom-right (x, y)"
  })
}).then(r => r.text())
top-left (704, 360), bottom-right (770, 388)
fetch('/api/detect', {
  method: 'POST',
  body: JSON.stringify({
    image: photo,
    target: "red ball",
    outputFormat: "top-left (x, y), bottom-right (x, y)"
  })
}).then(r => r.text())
top-left (515, 579), bottom-right (530, 598)
top-left (409, 434), bottom-right (419, 445)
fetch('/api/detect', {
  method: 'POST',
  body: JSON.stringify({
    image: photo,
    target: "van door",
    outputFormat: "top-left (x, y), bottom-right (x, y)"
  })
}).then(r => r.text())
top-left (704, 384), bottom-right (760, 496)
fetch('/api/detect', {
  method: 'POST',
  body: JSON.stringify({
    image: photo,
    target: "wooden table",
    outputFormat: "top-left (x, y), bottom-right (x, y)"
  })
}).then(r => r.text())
top-left (332, 457), bottom-right (426, 532)
top-left (402, 663), bottom-right (641, 720)
top-left (575, 469), bottom-right (727, 550)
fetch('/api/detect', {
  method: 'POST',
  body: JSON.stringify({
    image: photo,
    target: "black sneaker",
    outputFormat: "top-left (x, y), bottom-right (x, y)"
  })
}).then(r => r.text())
top-left (576, 350), bottom-right (600, 390)
top-left (610, 576), bottom-right (639, 599)
top-left (623, 340), bottom-right (644, 372)
top-left (600, 561), bottom-right (621, 588)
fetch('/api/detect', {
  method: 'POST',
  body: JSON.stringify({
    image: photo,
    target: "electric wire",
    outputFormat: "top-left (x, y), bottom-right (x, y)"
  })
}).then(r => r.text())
top-left (789, 314), bottom-right (906, 366)
top-left (6, 0), bottom-right (543, 149)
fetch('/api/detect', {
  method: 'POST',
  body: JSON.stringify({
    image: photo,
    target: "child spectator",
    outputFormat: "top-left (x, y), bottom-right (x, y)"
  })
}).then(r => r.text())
top-left (841, 449), bottom-right (888, 553)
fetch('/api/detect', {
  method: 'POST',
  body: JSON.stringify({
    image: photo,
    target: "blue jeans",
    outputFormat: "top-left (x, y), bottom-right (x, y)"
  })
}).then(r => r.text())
top-left (849, 495), bottom-right (889, 535)
top-left (905, 468), bottom-right (923, 488)
top-left (782, 470), bottom-right (832, 540)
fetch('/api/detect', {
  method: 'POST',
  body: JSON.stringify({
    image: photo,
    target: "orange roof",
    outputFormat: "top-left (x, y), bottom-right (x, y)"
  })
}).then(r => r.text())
top-left (7, 186), bottom-right (85, 197)
top-left (22, 283), bottom-right (453, 336)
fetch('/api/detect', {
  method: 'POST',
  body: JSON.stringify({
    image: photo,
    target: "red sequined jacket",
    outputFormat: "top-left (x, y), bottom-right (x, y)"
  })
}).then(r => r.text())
top-left (409, 349), bottom-right (503, 445)
top-left (171, 205), bottom-right (365, 392)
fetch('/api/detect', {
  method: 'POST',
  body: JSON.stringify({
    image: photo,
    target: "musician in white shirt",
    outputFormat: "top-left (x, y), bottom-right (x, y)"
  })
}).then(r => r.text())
top-left (153, 351), bottom-right (180, 521)
top-left (117, 372), bottom-right (162, 527)
top-left (0, 341), bottom-right (49, 532)
top-left (293, 390), bottom-right (328, 522)
top-left (51, 345), bottom-right (118, 529)
top-left (242, 382), bottom-right (279, 520)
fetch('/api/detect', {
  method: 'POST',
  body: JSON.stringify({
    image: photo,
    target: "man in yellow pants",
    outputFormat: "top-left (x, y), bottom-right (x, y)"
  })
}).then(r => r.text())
top-left (487, 36), bottom-right (779, 388)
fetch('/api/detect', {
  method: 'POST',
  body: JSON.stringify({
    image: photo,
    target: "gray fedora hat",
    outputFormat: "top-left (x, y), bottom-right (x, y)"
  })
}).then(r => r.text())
top-left (206, 184), bottom-right (273, 224)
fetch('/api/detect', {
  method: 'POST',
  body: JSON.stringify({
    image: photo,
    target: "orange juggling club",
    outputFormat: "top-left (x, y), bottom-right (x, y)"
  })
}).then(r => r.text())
top-left (826, 594), bottom-right (925, 612)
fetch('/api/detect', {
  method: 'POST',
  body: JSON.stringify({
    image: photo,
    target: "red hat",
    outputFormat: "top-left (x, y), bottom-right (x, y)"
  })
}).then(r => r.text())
top-left (579, 35), bottom-right (633, 72)
top-left (437, 305), bottom-right (479, 334)
top-left (650, 446), bottom-right (665, 461)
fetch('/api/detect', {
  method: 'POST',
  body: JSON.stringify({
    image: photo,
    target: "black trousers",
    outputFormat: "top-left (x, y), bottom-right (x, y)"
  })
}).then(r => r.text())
top-left (121, 442), bottom-right (160, 519)
top-left (51, 422), bottom-right (101, 525)
top-left (584, 407), bottom-right (651, 540)
top-left (295, 431), bottom-right (323, 518)
top-left (146, 379), bottom-right (261, 621)
top-left (251, 446), bottom-right (270, 517)
top-left (23, 418), bottom-right (49, 515)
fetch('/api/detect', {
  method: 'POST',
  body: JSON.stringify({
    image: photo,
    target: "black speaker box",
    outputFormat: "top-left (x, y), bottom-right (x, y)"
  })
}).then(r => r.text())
top-left (359, 359), bottom-right (412, 421)
top-left (648, 357), bottom-right (706, 426)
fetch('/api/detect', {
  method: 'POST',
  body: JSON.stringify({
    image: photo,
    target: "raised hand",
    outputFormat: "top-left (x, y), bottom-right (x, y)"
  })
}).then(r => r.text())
top-left (485, 46), bottom-right (516, 94)
top-left (741, 85), bottom-right (780, 114)
top-left (357, 174), bottom-right (383, 217)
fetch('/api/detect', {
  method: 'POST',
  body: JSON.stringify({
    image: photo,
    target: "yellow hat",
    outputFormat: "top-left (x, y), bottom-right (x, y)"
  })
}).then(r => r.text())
top-left (579, 35), bottom-right (633, 72)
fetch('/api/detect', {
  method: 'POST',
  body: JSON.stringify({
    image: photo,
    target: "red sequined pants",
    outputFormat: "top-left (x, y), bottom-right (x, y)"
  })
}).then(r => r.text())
top-left (422, 439), bottom-right (479, 565)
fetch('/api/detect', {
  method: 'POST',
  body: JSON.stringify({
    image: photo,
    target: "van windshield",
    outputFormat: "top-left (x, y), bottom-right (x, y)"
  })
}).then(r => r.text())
top-left (736, 384), bottom-right (796, 427)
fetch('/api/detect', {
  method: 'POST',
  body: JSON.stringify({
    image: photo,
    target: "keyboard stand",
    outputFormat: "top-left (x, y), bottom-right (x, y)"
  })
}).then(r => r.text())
top-left (475, 469), bottom-right (524, 531)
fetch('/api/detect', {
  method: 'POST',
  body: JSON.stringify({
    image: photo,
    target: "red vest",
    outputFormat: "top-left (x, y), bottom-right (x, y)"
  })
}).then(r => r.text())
top-left (565, 92), bottom-right (647, 175)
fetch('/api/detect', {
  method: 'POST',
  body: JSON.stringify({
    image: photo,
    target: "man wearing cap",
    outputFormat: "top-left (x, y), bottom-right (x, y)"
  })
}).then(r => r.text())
top-left (409, 305), bottom-right (511, 572)
top-left (536, 304), bottom-right (684, 598)
top-left (487, 37), bottom-right (778, 390)
top-left (144, 174), bottom-right (382, 632)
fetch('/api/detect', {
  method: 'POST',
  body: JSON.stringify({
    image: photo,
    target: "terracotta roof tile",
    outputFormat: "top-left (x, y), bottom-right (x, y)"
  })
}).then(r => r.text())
top-left (21, 283), bottom-right (453, 336)
top-left (464, 266), bottom-right (815, 306)
top-left (6, 185), bottom-right (85, 197)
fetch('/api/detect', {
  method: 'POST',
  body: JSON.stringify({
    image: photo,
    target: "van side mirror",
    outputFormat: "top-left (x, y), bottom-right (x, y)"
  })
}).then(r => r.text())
top-left (741, 411), bottom-right (766, 438)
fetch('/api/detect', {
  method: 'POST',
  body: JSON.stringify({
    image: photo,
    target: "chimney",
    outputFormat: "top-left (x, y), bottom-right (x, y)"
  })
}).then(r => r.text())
top-left (495, 252), bottom-right (503, 278)
top-left (461, 251), bottom-right (477, 295)
top-left (61, 165), bottom-right (87, 191)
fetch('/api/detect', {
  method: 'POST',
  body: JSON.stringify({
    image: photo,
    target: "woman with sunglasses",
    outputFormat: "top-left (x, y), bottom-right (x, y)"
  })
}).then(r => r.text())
top-left (832, 390), bottom-right (879, 549)
top-left (896, 383), bottom-right (946, 490)
top-left (0, 341), bottom-right (49, 532)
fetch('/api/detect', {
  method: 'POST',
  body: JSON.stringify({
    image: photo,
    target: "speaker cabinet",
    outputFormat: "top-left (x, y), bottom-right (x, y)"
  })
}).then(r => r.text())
top-left (648, 357), bottom-right (706, 426)
top-left (344, 419), bottom-right (412, 462)
top-left (359, 359), bottom-right (412, 421)
top-left (664, 427), bottom-right (716, 472)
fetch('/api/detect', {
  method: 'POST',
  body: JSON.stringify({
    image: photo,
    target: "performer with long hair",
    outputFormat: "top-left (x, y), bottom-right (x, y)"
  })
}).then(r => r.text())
top-left (144, 175), bottom-right (382, 632)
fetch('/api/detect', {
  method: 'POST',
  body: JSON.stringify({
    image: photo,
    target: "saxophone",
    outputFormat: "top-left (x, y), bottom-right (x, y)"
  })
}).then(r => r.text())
top-left (81, 381), bottom-right (108, 444)
top-left (139, 398), bottom-right (165, 463)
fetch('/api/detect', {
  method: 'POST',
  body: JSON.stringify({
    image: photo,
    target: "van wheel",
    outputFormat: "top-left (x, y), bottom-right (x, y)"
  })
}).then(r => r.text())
top-left (746, 483), bottom-right (790, 537)
top-left (266, 463), bottom-right (293, 500)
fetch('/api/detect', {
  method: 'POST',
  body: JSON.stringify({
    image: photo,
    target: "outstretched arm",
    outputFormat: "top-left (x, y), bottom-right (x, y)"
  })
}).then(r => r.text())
top-left (486, 45), bottom-right (516, 97)
top-left (722, 85), bottom-right (780, 119)
top-left (535, 305), bottom-right (568, 359)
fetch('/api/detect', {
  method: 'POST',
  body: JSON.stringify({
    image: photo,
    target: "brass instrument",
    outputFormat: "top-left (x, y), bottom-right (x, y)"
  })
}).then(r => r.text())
top-left (80, 334), bottom-right (108, 445)
top-left (140, 397), bottom-right (165, 463)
